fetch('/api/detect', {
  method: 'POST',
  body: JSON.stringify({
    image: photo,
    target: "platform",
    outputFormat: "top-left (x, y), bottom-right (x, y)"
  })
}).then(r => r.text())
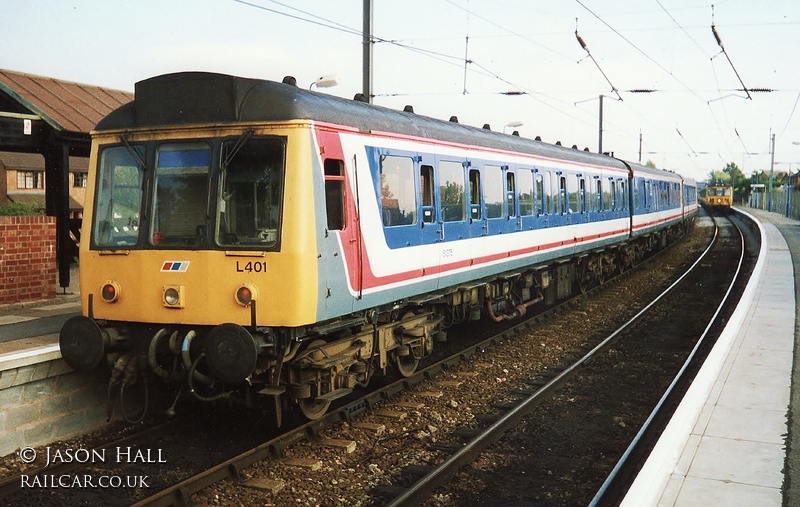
top-left (0, 264), bottom-right (78, 357)
top-left (622, 207), bottom-right (799, 506)
top-left (0, 265), bottom-right (89, 457)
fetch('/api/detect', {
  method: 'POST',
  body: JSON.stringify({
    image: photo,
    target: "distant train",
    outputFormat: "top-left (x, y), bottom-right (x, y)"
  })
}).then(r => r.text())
top-left (704, 184), bottom-right (733, 211)
top-left (59, 72), bottom-right (698, 424)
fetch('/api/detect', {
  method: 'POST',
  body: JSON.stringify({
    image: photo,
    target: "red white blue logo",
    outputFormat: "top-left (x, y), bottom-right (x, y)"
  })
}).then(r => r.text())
top-left (161, 261), bottom-right (190, 272)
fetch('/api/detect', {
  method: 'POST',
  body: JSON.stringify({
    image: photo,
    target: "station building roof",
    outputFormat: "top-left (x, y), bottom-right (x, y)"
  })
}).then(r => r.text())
top-left (0, 69), bottom-right (132, 134)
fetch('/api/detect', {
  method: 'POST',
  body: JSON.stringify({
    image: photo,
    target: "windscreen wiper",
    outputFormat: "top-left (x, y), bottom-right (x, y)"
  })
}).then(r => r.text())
top-left (220, 129), bottom-right (254, 170)
top-left (119, 135), bottom-right (146, 171)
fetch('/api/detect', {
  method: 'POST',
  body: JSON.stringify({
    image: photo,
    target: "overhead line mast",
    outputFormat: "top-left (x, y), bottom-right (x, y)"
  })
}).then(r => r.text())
top-left (362, 0), bottom-right (373, 103)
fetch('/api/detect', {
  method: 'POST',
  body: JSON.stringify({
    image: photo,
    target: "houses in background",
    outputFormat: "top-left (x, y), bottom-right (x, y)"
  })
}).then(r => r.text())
top-left (1, 151), bottom-right (88, 218)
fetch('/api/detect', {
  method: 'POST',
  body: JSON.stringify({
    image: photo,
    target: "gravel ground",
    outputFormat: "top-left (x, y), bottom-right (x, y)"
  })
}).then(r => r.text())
top-left (191, 219), bottom-right (714, 506)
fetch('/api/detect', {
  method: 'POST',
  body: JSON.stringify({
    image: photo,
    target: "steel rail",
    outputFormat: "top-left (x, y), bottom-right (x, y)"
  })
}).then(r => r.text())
top-left (385, 221), bottom-right (722, 507)
top-left (588, 214), bottom-right (745, 506)
top-left (124, 228), bottom-right (691, 507)
top-left (125, 272), bottom-right (630, 506)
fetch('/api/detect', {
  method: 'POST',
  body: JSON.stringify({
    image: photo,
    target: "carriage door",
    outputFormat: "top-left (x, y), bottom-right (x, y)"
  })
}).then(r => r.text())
top-left (579, 176), bottom-right (589, 223)
top-left (618, 177), bottom-right (630, 221)
top-left (535, 171), bottom-right (549, 228)
top-left (419, 154), bottom-right (440, 271)
top-left (322, 157), bottom-right (360, 313)
top-left (467, 165), bottom-right (484, 238)
top-left (549, 172), bottom-right (566, 228)
top-left (608, 177), bottom-right (618, 218)
top-left (438, 160), bottom-right (469, 241)
top-left (484, 164), bottom-right (507, 235)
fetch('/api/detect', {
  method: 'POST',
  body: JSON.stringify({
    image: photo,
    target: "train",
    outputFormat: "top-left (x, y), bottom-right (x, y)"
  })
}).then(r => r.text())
top-left (58, 72), bottom-right (698, 425)
top-left (704, 184), bottom-right (733, 211)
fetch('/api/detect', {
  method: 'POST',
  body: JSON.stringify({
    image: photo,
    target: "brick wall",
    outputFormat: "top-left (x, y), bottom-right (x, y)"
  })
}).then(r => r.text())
top-left (0, 215), bottom-right (56, 304)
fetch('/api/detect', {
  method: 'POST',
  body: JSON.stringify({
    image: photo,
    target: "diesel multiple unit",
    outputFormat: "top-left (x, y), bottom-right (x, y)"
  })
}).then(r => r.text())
top-left (59, 72), bottom-right (698, 424)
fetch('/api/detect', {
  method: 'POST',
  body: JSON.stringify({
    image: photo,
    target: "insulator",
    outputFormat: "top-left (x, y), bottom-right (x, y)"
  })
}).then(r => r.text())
top-left (575, 32), bottom-right (588, 51)
top-left (711, 25), bottom-right (723, 47)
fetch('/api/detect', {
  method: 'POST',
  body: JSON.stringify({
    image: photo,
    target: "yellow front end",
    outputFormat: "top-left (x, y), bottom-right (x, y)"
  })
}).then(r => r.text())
top-left (78, 123), bottom-right (319, 329)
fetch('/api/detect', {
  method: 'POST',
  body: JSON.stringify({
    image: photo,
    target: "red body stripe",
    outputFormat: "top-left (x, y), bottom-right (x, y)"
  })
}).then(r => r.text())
top-left (313, 125), bottom-right (690, 294)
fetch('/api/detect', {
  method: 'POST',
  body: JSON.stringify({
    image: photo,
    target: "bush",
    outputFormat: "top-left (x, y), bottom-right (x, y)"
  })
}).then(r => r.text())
top-left (0, 200), bottom-right (44, 216)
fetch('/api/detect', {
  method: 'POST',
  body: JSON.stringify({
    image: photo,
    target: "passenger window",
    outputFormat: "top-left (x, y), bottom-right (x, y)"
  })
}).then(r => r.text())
top-left (506, 171), bottom-right (516, 218)
top-left (567, 175), bottom-right (579, 213)
top-left (579, 178), bottom-right (586, 213)
top-left (439, 161), bottom-right (466, 222)
top-left (519, 169), bottom-right (534, 216)
top-left (379, 155), bottom-right (416, 226)
top-left (469, 169), bottom-right (482, 220)
top-left (324, 159), bottom-right (345, 231)
top-left (485, 165), bottom-right (504, 219)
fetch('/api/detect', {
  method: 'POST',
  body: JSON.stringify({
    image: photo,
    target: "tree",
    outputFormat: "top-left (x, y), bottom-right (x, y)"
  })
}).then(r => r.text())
top-left (709, 162), bottom-right (747, 201)
top-left (723, 162), bottom-right (746, 193)
top-left (708, 169), bottom-right (728, 185)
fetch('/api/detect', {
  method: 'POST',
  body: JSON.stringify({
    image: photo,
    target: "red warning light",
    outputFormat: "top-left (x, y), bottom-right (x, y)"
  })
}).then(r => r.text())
top-left (236, 286), bottom-right (253, 306)
top-left (101, 283), bottom-right (118, 302)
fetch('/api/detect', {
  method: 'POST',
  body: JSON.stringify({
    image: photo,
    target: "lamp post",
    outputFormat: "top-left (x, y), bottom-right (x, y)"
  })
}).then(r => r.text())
top-left (309, 75), bottom-right (339, 90)
top-left (786, 172), bottom-right (792, 218)
top-left (768, 133), bottom-right (775, 212)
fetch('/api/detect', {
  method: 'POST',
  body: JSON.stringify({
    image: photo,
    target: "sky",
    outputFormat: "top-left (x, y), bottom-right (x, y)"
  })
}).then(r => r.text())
top-left (3, 0), bottom-right (799, 182)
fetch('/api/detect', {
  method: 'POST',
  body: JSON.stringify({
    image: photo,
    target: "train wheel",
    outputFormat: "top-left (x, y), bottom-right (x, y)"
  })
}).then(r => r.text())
top-left (296, 340), bottom-right (332, 420)
top-left (298, 397), bottom-right (331, 420)
top-left (394, 347), bottom-right (419, 377)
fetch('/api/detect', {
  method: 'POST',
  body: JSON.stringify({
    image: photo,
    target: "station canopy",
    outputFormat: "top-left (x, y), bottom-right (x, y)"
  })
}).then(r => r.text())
top-left (0, 69), bottom-right (133, 289)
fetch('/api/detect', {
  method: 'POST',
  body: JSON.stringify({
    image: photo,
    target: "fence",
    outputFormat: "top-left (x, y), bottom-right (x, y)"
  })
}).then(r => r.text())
top-left (746, 185), bottom-right (800, 220)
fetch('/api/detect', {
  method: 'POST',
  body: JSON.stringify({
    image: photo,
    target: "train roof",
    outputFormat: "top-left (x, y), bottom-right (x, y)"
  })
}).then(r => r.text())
top-left (97, 71), bottom-right (628, 171)
top-left (625, 160), bottom-right (685, 182)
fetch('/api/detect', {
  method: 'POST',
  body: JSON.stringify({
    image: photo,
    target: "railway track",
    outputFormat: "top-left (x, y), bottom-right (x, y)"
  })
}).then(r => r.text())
top-left (1, 212), bottom-right (747, 506)
top-left (189, 217), bottom-right (730, 506)
top-left (378, 213), bottom-right (752, 506)
top-left (587, 213), bottom-right (751, 506)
